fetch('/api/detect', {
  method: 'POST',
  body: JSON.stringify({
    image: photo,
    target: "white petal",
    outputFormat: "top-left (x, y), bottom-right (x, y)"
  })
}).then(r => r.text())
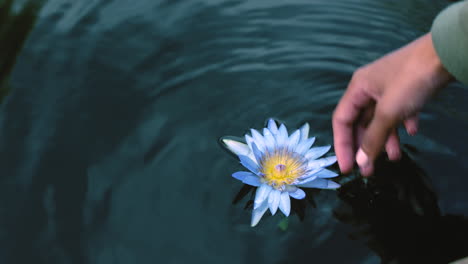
top-left (243, 175), bottom-right (262, 187)
top-left (276, 124), bottom-right (288, 147)
top-left (250, 129), bottom-right (266, 152)
top-left (267, 119), bottom-right (279, 135)
top-left (222, 139), bottom-right (250, 156)
top-left (295, 137), bottom-right (316, 155)
top-left (288, 188), bottom-right (306, 200)
top-left (307, 156), bottom-right (337, 170)
top-left (254, 184), bottom-right (272, 209)
top-left (305, 146), bottom-right (331, 160)
top-left (251, 198), bottom-right (269, 227)
top-left (268, 189), bottom-right (281, 215)
top-left (299, 123), bottom-right (310, 141)
top-left (297, 179), bottom-right (340, 189)
top-left (232, 171), bottom-right (253, 181)
top-left (239, 155), bottom-right (260, 174)
top-left (279, 192), bottom-right (291, 216)
top-left (245, 134), bottom-right (254, 150)
top-left (287, 130), bottom-right (301, 151)
top-left (262, 128), bottom-right (276, 152)
top-left (316, 169), bottom-right (339, 178)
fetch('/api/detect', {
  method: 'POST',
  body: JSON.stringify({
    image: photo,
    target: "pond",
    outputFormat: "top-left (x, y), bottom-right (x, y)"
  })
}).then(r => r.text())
top-left (1, 0), bottom-right (468, 263)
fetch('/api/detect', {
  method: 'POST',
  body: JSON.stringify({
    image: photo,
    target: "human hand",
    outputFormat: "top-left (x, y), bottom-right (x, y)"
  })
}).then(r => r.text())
top-left (332, 33), bottom-right (453, 177)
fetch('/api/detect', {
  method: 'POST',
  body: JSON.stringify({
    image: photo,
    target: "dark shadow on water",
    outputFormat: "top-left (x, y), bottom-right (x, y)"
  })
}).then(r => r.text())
top-left (231, 147), bottom-right (468, 263)
top-left (335, 149), bottom-right (468, 264)
top-left (0, 0), bottom-right (41, 102)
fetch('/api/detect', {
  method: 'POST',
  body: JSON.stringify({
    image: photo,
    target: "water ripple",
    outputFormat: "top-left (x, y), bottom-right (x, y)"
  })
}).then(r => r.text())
top-left (3, 0), bottom-right (466, 263)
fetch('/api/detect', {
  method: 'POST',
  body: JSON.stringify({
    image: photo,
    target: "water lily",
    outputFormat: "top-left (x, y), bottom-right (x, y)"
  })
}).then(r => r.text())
top-left (222, 119), bottom-right (340, 227)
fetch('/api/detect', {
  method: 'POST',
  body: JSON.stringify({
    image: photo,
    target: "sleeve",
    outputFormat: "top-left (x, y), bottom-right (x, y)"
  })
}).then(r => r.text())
top-left (431, 1), bottom-right (468, 85)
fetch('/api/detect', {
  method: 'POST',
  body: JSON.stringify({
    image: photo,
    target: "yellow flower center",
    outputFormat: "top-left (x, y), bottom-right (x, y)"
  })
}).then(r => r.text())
top-left (260, 149), bottom-right (307, 188)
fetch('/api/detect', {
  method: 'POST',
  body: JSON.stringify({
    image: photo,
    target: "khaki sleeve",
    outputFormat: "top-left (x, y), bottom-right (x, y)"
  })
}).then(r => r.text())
top-left (431, 1), bottom-right (468, 85)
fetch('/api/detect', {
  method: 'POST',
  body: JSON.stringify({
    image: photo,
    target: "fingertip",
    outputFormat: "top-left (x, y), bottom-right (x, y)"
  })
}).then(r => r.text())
top-left (337, 158), bottom-right (353, 174)
top-left (356, 148), bottom-right (370, 169)
top-left (405, 124), bottom-right (418, 136)
top-left (387, 148), bottom-right (401, 161)
top-left (356, 148), bottom-right (374, 177)
top-left (404, 116), bottom-right (419, 136)
top-left (333, 131), bottom-right (355, 175)
top-left (335, 145), bottom-right (354, 174)
top-left (360, 163), bottom-right (374, 177)
top-left (385, 131), bottom-right (401, 161)
top-left (407, 127), bottom-right (418, 136)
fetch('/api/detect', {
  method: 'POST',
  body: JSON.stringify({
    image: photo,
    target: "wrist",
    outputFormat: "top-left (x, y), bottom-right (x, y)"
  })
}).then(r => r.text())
top-left (425, 33), bottom-right (454, 86)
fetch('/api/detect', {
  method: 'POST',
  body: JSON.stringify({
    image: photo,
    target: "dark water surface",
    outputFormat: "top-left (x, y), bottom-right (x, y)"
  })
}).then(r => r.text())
top-left (2, 0), bottom-right (468, 263)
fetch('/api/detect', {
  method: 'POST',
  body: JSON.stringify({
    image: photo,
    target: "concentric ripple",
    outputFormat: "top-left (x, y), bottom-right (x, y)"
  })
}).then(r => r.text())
top-left (0, 0), bottom-right (465, 263)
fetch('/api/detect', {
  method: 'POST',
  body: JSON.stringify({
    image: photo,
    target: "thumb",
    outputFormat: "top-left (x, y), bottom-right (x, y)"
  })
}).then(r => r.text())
top-left (357, 106), bottom-right (400, 176)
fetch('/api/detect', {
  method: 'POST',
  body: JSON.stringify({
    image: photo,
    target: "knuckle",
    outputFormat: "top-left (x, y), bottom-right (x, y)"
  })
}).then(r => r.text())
top-left (332, 108), bottom-right (348, 126)
top-left (349, 67), bottom-right (370, 91)
top-left (332, 109), bottom-right (339, 121)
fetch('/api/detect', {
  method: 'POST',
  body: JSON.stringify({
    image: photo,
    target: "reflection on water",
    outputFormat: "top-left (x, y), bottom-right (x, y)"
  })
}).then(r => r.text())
top-left (230, 145), bottom-right (468, 263)
top-left (336, 149), bottom-right (468, 263)
top-left (1, 0), bottom-right (468, 263)
top-left (0, 0), bottom-right (41, 102)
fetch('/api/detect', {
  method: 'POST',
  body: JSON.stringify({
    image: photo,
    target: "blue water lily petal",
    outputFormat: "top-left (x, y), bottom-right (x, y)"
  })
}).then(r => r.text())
top-left (288, 188), bottom-right (306, 200)
top-left (251, 198), bottom-right (269, 227)
top-left (268, 189), bottom-right (281, 215)
top-left (294, 166), bottom-right (323, 183)
top-left (279, 192), bottom-right (291, 216)
top-left (239, 155), bottom-right (259, 174)
top-left (295, 137), bottom-right (316, 155)
top-left (315, 169), bottom-right (339, 178)
top-left (251, 129), bottom-right (266, 152)
top-left (251, 143), bottom-right (263, 164)
top-left (225, 119), bottom-right (340, 227)
top-left (298, 178), bottom-right (340, 189)
top-left (262, 128), bottom-right (276, 152)
top-left (294, 174), bottom-right (318, 185)
top-left (267, 119), bottom-right (278, 135)
top-left (232, 171), bottom-right (253, 181)
top-left (299, 122), bottom-right (310, 142)
top-left (305, 146), bottom-right (331, 160)
top-left (287, 130), bottom-right (301, 151)
top-left (276, 124), bottom-right (288, 147)
top-left (254, 184), bottom-right (272, 209)
top-left (245, 134), bottom-right (254, 150)
top-left (222, 138), bottom-right (250, 156)
top-left (243, 175), bottom-right (261, 187)
top-left (307, 156), bottom-right (337, 170)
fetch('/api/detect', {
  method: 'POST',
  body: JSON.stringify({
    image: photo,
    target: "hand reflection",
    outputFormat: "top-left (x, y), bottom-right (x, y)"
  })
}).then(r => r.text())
top-left (335, 147), bottom-right (468, 264)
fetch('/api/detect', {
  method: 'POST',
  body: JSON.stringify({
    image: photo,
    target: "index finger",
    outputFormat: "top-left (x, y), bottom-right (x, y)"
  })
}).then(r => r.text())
top-left (332, 86), bottom-right (372, 173)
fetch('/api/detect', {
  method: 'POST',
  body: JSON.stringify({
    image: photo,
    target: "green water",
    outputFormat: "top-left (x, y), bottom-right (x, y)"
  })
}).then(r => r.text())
top-left (1, 0), bottom-right (468, 263)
